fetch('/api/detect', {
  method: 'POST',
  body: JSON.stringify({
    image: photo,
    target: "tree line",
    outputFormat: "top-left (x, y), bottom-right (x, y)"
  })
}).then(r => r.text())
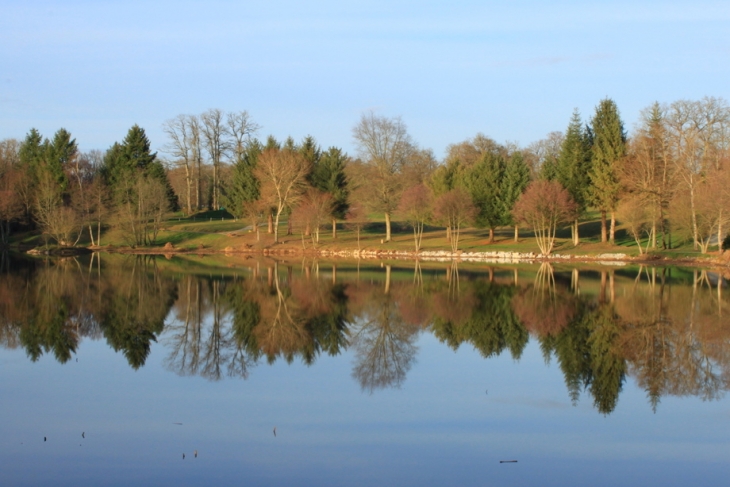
top-left (1, 97), bottom-right (729, 253)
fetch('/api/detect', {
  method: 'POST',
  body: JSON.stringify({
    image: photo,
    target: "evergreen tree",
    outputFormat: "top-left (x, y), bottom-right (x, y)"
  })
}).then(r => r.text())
top-left (18, 128), bottom-right (45, 174)
top-left (103, 125), bottom-right (175, 209)
top-left (540, 297), bottom-right (593, 405)
top-left (557, 110), bottom-right (593, 245)
top-left (298, 135), bottom-right (321, 168)
top-left (310, 146), bottom-right (350, 237)
top-left (501, 151), bottom-right (531, 241)
top-left (264, 135), bottom-right (281, 151)
top-left (431, 280), bottom-right (528, 360)
top-left (428, 160), bottom-right (460, 197)
top-left (587, 304), bottom-right (626, 414)
top-left (45, 128), bottom-right (77, 193)
top-left (102, 126), bottom-right (176, 245)
top-left (539, 157), bottom-right (559, 181)
top-left (461, 151), bottom-right (506, 242)
top-left (225, 139), bottom-right (263, 219)
top-left (590, 98), bottom-right (626, 244)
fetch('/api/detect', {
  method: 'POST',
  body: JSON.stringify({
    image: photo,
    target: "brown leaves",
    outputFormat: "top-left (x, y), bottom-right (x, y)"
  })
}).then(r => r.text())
top-left (512, 180), bottom-right (576, 255)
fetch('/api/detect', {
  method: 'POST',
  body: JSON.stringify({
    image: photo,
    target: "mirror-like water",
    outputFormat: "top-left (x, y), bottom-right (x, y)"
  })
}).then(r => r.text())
top-left (1, 254), bottom-right (729, 486)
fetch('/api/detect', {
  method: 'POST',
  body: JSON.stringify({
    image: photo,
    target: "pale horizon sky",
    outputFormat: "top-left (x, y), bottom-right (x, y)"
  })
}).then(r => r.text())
top-left (2, 0), bottom-right (729, 159)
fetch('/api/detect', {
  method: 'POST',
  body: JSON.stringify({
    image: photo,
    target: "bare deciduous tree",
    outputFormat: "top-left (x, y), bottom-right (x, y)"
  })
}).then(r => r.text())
top-left (352, 112), bottom-right (415, 242)
top-left (115, 174), bottom-right (171, 246)
top-left (665, 97), bottom-right (730, 250)
top-left (617, 195), bottom-right (651, 254)
top-left (163, 115), bottom-right (195, 214)
top-left (226, 110), bottom-right (260, 163)
top-left (188, 115), bottom-right (204, 210)
top-left (254, 148), bottom-right (310, 243)
top-left (201, 109), bottom-right (228, 210)
top-left (34, 171), bottom-right (82, 246)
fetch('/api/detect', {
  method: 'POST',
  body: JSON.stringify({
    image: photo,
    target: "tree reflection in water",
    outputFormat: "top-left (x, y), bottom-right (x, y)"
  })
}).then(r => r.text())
top-left (348, 273), bottom-right (419, 393)
top-left (1, 256), bottom-right (729, 415)
top-left (0, 255), bottom-right (175, 368)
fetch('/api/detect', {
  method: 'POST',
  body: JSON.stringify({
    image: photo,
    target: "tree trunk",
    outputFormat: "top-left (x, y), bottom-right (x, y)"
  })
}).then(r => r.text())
top-left (718, 211), bottom-right (724, 252)
top-left (571, 268), bottom-right (580, 295)
top-left (196, 158), bottom-right (201, 210)
top-left (514, 225), bottom-right (519, 242)
top-left (185, 164), bottom-right (192, 215)
top-left (609, 211), bottom-right (616, 245)
top-left (385, 212), bottom-right (392, 242)
top-left (651, 219), bottom-right (657, 249)
top-left (601, 210), bottom-right (607, 243)
top-left (332, 218), bottom-right (337, 239)
top-left (267, 213), bottom-right (273, 234)
top-left (690, 179), bottom-right (699, 250)
top-left (446, 225), bottom-right (451, 242)
top-left (573, 219), bottom-right (580, 246)
top-left (609, 271), bottom-right (615, 303)
top-left (384, 264), bottom-right (391, 294)
top-left (213, 162), bottom-right (218, 210)
top-left (274, 212), bottom-right (280, 242)
top-left (488, 227), bottom-right (494, 243)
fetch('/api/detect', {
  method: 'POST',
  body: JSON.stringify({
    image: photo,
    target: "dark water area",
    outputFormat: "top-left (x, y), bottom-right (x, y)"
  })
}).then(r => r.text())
top-left (1, 254), bottom-right (729, 486)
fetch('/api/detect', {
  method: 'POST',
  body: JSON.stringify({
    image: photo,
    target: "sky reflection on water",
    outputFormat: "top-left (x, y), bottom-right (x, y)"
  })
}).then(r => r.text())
top-left (1, 256), bottom-right (729, 486)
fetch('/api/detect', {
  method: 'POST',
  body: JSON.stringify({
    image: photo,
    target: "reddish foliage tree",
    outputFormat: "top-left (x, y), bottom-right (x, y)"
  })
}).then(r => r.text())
top-left (512, 180), bottom-right (577, 256)
top-left (291, 188), bottom-right (333, 245)
top-left (0, 167), bottom-right (23, 246)
top-left (396, 184), bottom-right (432, 252)
top-left (433, 188), bottom-right (477, 252)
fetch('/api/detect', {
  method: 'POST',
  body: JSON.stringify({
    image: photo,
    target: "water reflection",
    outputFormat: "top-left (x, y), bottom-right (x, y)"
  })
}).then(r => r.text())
top-left (1, 254), bottom-right (729, 415)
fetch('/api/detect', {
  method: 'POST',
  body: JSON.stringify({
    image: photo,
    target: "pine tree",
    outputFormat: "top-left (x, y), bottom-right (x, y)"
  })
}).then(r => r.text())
top-left (18, 128), bottom-right (45, 173)
top-left (462, 151), bottom-right (506, 242)
top-left (557, 110), bottom-right (592, 245)
top-left (225, 140), bottom-right (262, 219)
top-left (590, 99), bottom-right (626, 244)
top-left (299, 135), bottom-right (321, 168)
top-left (501, 151), bottom-right (531, 241)
top-left (45, 128), bottom-right (77, 193)
top-left (309, 146), bottom-right (350, 238)
top-left (102, 125), bottom-right (177, 244)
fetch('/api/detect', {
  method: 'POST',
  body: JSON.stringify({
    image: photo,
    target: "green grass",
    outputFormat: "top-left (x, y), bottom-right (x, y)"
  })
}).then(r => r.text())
top-left (7, 209), bottom-right (728, 265)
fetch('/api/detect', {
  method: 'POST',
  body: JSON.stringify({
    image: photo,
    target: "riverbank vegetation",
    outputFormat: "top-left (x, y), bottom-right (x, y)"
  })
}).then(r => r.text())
top-left (1, 98), bottom-right (729, 261)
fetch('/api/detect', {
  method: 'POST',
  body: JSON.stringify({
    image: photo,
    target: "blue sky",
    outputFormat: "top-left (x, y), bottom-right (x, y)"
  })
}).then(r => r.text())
top-left (2, 0), bottom-right (729, 158)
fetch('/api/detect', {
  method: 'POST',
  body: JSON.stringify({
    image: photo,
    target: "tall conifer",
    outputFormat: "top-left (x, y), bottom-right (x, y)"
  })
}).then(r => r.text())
top-left (502, 151), bottom-right (531, 241)
top-left (589, 99), bottom-right (626, 244)
top-left (557, 110), bottom-right (592, 245)
top-left (309, 146), bottom-right (350, 237)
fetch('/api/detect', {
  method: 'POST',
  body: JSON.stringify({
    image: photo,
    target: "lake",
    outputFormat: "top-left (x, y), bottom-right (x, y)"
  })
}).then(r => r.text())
top-left (1, 254), bottom-right (729, 486)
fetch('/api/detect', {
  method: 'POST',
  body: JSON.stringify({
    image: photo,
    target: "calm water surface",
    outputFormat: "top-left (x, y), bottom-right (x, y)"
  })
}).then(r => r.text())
top-left (1, 254), bottom-right (729, 486)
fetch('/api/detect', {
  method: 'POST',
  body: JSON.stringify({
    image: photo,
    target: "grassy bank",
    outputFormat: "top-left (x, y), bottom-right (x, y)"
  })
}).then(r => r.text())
top-left (7, 209), bottom-right (730, 267)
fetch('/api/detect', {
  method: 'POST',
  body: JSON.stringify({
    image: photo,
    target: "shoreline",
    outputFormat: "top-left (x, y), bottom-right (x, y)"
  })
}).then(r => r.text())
top-left (23, 244), bottom-right (730, 269)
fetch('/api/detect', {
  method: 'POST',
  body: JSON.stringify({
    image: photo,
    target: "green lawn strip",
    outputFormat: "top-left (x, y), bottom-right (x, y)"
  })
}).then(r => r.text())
top-left (8, 211), bottom-right (729, 265)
